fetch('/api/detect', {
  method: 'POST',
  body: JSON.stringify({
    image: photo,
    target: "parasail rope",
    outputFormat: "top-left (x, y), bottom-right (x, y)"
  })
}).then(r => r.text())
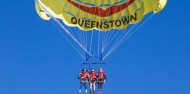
top-left (35, 0), bottom-right (92, 56)
top-left (50, 20), bottom-right (85, 59)
top-left (46, 0), bottom-right (87, 58)
top-left (68, 0), bottom-right (87, 56)
top-left (102, 0), bottom-right (123, 52)
top-left (102, 0), bottom-right (143, 53)
top-left (98, 29), bottom-right (100, 55)
top-left (103, 1), bottom-right (159, 59)
top-left (101, 0), bottom-right (127, 55)
top-left (103, 14), bottom-right (154, 59)
top-left (89, 30), bottom-right (94, 53)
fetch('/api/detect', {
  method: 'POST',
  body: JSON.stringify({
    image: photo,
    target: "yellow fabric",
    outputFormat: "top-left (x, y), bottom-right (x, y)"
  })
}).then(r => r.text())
top-left (35, 2), bottom-right (51, 20)
top-left (35, 0), bottom-right (167, 31)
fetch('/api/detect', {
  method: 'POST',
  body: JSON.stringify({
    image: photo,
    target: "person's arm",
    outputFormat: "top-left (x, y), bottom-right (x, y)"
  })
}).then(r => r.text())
top-left (88, 74), bottom-right (91, 81)
top-left (78, 73), bottom-right (81, 79)
top-left (96, 73), bottom-right (98, 78)
top-left (104, 73), bottom-right (106, 80)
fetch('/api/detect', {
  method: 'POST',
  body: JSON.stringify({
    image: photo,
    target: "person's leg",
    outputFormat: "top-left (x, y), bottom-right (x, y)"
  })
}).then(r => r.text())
top-left (93, 82), bottom-right (96, 94)
top-left (79, 81), bottom-right (83, 92)
top-left (90, 82), bottom-right (93, 94)
top-left (84, 81), bottom-right (87, 89)
top-left (90, 83), bottom-right (92, 89)
top-left (93, 83), bottom-right (96, 91)
top-left (80, 82), bottom-right (82, 89)
top-left (100, 81), bottom-right (103, 90)
top-left (97, 81), bottom-right (100, 90)
top-left (84, 81), bottom-right (88, 93)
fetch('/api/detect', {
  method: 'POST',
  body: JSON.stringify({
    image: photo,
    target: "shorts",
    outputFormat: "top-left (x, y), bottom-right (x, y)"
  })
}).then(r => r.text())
top-left (90, 79), bottom-right (96, 84)
top-left (98, 79), bottom-right (104, 83)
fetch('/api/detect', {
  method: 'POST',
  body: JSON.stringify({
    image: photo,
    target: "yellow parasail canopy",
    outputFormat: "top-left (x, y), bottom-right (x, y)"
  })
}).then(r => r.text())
top-left (35, 0), bottom-right (167, 31)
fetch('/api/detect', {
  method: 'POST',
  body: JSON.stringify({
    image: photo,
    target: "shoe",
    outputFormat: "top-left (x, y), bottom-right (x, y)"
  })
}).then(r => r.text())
top-left (85, 89), bottom-right (88, 93)
top-left (98, 90), bottom-right (102, 93)
top-left (98, 89), bottom-right (100, 93)
top-left (79, 89), bottom-right (81, 93)
top-left (90, 89), bottom-right (93, 94)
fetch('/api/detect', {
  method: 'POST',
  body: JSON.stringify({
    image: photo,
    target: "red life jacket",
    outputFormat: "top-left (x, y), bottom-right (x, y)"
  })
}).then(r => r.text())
top-left (80, 72), bottom-right (88, 80)
top-left (89, 72), bottom-right (96, 79)
top-left (98, 72), bottom-right (104, 77)
top-left (98, 72), bottom-right (105, 80)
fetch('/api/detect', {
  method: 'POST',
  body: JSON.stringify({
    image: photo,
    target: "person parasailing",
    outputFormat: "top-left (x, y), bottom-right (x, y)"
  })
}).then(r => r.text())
top-left (89, 68), bottom-right (97, 94)
top-left (78, 68), bottom-right (89, 93)
top-left (97, 68), bottom-right (106, 93)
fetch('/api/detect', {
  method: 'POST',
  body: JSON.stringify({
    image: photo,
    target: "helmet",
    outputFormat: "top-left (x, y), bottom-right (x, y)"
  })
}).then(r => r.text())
top-left (82, 68), bottom-right (87, 72)
top-left (91, 68), bottom-right (95, 72)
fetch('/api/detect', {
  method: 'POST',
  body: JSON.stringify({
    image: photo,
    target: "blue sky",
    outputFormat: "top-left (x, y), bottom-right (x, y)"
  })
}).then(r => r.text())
top-left (0, 0), bottom-right (190, 94)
